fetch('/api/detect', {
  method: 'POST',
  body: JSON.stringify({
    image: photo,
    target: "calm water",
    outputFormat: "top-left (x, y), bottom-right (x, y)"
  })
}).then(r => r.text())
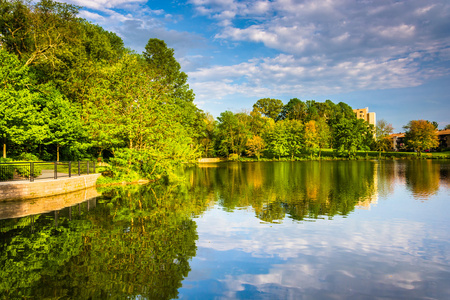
top-left (1, 160), bottom-right (449, 299)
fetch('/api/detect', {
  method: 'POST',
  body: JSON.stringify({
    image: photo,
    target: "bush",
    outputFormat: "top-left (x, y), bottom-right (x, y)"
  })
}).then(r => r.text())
top-left (16, 153), bottom-right (41, 161)
top-left (0, 164), bottom-right (14, 181)
top-left (228, 154), bottom-right (240, 161)
top-left (15, 163), bottom-right (42, 179)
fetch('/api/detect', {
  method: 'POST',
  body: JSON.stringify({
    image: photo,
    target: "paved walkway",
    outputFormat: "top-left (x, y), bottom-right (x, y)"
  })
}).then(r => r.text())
top-left (36, 169), bottom-right (74, 180)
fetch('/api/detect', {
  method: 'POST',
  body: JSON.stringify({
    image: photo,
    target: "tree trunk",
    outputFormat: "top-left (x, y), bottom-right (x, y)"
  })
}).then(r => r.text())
top-left (2, 134), bottom-right (5, 158)
top-left (57, 144), bottom-right (60, 162)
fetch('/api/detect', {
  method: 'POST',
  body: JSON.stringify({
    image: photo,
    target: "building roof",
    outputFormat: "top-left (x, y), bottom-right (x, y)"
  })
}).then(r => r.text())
top-left (390, 129), bottom-right (450, 138)
top-left (391, 133), bottom-right (405, 138)
top-left (437, 129), bottom-right (450, 136)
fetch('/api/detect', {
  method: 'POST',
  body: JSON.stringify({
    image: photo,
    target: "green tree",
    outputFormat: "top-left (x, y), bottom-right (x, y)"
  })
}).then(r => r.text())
top-left (278, 98), bottom-right (306, 121)
top-left (143, 38), bottom-right (194, 104)
top-left (215, 111), bottom-right (250, 157)
top-left (0, 49), bottom-right (46, 158)
top-left (199, 112), bottom-right (216, 157)
top-left (306, 100), bottom-right (319, 121)
top-left (333, 118), bottom-right (373, 158)
top-left (404, 120), bottom-right (439, 157)
top-left (304, 120), bottom-right (319, 158)
top-left (375, 119), bottom-right (394, 156)
top-left (284, 120), bottom-right (304, 160)
top-left (85, 54), bottom-right (199, 179)
top-left (252, 98), bottom-right (284, 120)
top-left (0, 0), bottom-right (81, 66)
top-left (316, 117), bottom-right (331, 158)
top-left (41, 87), bottom-right (86, 161)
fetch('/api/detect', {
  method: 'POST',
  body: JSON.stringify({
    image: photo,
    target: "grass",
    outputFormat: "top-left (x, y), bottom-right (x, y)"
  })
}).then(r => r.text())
top-left (222, 149), bottom-right (450, 162)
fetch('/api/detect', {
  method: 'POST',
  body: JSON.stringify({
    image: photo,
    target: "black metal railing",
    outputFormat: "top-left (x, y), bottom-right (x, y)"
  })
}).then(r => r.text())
top-left (0, 161), bottom-right (96, 182)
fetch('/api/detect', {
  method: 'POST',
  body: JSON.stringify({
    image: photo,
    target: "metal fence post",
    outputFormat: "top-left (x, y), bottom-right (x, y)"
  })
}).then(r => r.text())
top-left (30, 162), bottom-right (34, 182)
top-left (78, 161), bottom-right (81, 176)
top-left (54, 162), bottom-right (57, 179)
top-left (93, 161), bottom-right (96, 173)
top-left (69, 161), bottom-right (72, 178)
top-left (87, 161), bottom-right (90, 175)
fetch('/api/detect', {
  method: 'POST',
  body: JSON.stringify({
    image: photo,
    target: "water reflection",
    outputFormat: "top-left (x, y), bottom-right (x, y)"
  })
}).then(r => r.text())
top-left (404, 160), bottom-right (446, 200)
top-left (0, 186), bottom-right (100, 220)
top-left (180, 159), bottom-right (450, 299)
top-left (0, 184), bottom-right (211, 299)
top-left (1, 160), bottom-right (449, 299)
top-left (186, 161), bottom-right (379, 222)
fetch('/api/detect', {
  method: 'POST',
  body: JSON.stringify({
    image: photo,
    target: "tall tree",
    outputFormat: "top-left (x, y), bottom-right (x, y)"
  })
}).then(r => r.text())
top-left (143, 38), bottom-right (194, 103)
top-left (376, 119), bottom-right (394, 156)
top-left (252, 98), bottom-right (284, 120)
top-left (264, 121), bottom-right (288, 159)
top-left (404, 120), bottom-right (439, 156)
top-left (304, 120), bottom-right (319, 158)
top-left (215, 111), bottom-right (250, 157)
top-left (278, 98), bottom-right (306, 121)
top-left (246, 135), bottom-right (265, 160)
top-left (316, 117), bottom-right (331, 158)
top-left (0, 0), bottom-right (81, 66)
top-left (284, 120), bottom-right (304, 160)
top-left (41, 86), bottom-right (85, 161)
top-left (0, 49), bottom-right (46, 158)
top-left (333, 118), bottom-right (373, 158)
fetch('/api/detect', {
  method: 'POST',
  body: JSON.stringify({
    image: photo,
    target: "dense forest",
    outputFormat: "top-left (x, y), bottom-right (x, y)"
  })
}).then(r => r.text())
top-left (0, 0), bottom-right (378, 180)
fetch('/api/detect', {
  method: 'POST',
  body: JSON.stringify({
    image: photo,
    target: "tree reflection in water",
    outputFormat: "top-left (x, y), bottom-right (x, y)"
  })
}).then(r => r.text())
top-left (0, 184), bottom-right (210, 299)
top-left (1, 160), bottom-right (448, 298)
top-left (186, 161), bottom-right (378, 223)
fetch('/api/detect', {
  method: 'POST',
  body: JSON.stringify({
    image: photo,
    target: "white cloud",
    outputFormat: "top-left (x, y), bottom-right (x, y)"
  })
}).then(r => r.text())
top-left (188, 204), bottom-right (450, 298)
top-left (188, 50), bottom-right (445, 106)
top-left (62, 0), bottom-right (147, 11)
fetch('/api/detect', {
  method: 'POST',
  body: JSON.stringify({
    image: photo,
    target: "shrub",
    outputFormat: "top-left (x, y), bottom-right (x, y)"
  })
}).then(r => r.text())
top-left (0, 164), bottom-right (14, 181)
top-left (15, 163), bottom-right (42, 179)
top-left (16, 153), bottom-right (40, 161)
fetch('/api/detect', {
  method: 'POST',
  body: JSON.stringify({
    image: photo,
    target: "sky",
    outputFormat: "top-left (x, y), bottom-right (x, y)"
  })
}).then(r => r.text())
top-left (60, 0), bottom-right (450, 132)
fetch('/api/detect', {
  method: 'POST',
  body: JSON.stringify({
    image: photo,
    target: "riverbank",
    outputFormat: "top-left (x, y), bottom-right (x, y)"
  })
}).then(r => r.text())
top-left (203, 150), bottom-right (450, 162)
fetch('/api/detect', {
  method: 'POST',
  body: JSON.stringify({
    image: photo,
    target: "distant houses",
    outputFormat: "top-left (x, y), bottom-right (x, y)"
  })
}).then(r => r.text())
top-left (391, 129), bottom-right (450, 151)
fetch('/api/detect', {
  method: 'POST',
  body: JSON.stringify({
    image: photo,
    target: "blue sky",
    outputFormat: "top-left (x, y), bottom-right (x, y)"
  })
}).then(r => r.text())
top-left (61, 0), bottom-right (450, 131)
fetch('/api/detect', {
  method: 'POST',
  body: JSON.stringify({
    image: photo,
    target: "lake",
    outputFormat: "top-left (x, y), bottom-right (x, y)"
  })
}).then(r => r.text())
top-left (1, 160), bottom-right (449, 299)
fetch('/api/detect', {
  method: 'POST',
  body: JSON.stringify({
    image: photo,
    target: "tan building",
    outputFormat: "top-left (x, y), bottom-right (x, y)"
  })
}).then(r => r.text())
top-left (353, 107), bottom-right (376, 126)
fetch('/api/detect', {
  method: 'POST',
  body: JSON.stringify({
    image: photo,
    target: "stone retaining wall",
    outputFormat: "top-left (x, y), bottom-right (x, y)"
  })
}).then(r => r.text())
top-left (198, 158), bottom-right (223, 163)
top-left (0, 186), bottom-right (100, 220)
top-left (0, 174), bottom-right (101, 201)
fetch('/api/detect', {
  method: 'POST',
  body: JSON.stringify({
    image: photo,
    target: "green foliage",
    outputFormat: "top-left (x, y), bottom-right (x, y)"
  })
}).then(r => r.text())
top-left (0, 164), bottom-right (14, 180)
top-left (0, 49), bottom-right (47, 156)
top-left (0, 1), bottom-right (202, 176)
top-left (278, 98), bottom-right (307, 121)
top-left (215, 111), bottom-right (251, 156)
top-left (143, 38), bottom-right (194, 103)
top-left (252, 98), bottom-right (284, 120)
top-left (333, 118), bottom-right (374, 158)
top-left (16, 153), bottom-right (40, 161)
top-left (404, 120), bottom-right (439, 156)
top-left (376, 119), bottom-right (394, 154)
top-left (185, 160), bottom-right (378, 221)
top-left (0, 182), bottom-right (208, 298)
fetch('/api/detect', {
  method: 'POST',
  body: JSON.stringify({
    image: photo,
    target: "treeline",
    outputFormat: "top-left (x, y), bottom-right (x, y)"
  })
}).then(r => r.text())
top-left (205, 98), bottom-right (375, 160)
top-left (0, 0), bottom-right (205, 179)
top-left (0, 0), bottom-right (378, 180)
